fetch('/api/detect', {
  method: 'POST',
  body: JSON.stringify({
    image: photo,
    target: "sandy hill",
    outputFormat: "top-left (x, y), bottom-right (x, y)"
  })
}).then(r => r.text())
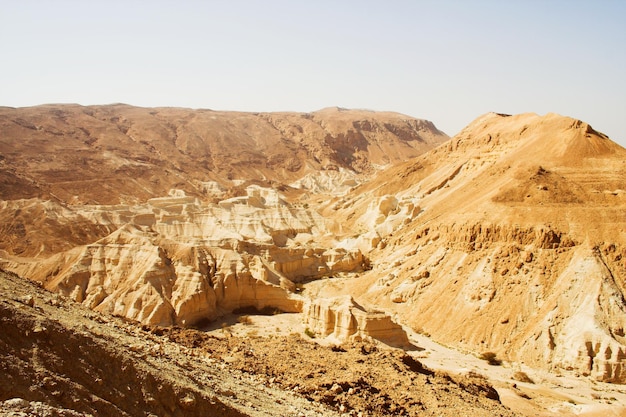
top-left (319, 112), bottom-right (626, 383)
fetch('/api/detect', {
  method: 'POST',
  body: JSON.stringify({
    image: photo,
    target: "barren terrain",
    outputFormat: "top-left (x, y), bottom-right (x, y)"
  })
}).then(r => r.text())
top-left (321, 112), bottom-right (626, 383)
top-left (1, 270), bottom-right (523, 417)
top-left (0, 104), bottom-right (447, 205)
top-left (1, 105), bottom-right (626, 416)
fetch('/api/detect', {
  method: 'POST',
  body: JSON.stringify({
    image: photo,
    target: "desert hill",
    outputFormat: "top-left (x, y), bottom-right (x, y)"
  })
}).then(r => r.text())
top-left (0, 104), bottom-right (446, 258)
top-left (319, 112), bottom-right (626, 383)
top-left (0, 104), bottom-right (446, 335)
top-left (0, 104), bottom-right (447, 204)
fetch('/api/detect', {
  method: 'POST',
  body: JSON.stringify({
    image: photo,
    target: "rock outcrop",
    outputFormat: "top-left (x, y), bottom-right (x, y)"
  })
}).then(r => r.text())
top-left (2, 187), bottom-right (368, 327)
top-left (302, 295), bottom-right (410, 348)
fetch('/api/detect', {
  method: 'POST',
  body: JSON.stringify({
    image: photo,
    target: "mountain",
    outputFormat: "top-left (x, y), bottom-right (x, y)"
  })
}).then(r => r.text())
top-left (320, 112), bottom-right (626, 383)
top-left (0, 104), bottom-right (447, 204)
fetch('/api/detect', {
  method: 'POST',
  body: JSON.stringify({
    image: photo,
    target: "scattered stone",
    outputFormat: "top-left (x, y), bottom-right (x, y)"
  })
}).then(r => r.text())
top-left (18, 295), bottom-right (34, 307)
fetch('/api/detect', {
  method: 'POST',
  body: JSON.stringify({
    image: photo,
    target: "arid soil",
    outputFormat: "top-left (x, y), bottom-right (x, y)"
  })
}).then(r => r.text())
top-left (0, 270), bottom-right (519, 417)
top-left (0, 270), bottom-right (337, 417)
top-left (196, 312), bottom-right (626, 417)
top-left (165, 329), bottom-right (515, 417)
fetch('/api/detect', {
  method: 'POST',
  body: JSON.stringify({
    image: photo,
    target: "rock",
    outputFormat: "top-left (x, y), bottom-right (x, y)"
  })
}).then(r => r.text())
top-left (0, 398), bottom-right (91, 417)
top-left (3, 190), bottom-right (369, 327)
top-left (302, 296), bottom-right (411, 347)
top-left (178, 392), bottom-right (196, 409)
top-left (3, 398), bottom-right (29, 408)
top-left (18, 295), bottom-right (34, 307)
top-left (330, 383), bottom-right (343, 394)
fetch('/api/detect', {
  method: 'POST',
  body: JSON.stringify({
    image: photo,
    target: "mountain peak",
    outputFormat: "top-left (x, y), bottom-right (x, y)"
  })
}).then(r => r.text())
top-left (448, 112), bottom-right (621, 165)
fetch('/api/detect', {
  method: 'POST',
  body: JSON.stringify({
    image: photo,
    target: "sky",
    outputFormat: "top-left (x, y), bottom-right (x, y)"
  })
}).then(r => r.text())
top-left (1, 1), bottom-right (625, 146)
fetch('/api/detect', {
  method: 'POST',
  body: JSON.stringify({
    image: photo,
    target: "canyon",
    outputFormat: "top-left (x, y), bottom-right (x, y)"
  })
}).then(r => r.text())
top-left (1, 104), bottom-right (626, 416)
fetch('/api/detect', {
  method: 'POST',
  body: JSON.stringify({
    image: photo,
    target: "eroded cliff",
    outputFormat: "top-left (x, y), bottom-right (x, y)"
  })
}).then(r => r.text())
top-left (2, 187), bottom-right (368, 327)
top-left (318, 112), bottom-right (626, 382)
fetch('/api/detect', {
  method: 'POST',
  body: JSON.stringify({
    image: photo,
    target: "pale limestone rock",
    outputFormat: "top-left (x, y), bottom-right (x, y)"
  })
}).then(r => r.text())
top-left (302, 296), bottom-right (410, 347)
top-left (513, 251), bottom-right (626, 383)
top-left (147, 190), bottom-right (197, 207)
top-left (322, 248), bottom-right (363, 273)
top-left (356, 195), bottom-right (421, 241)
top-left (378, 195), bottom-right (398, 217)
top-left (262, 246), bottom-right (364, 282)
top-left (170, 265), bottom-right (217, 326)
top-left (390, 279), bottom-right (417, 303)
top-left (460, 257), bottom-right (496, 308)
top-left (291, 168), bottom-right (361, 196)
top-left (198, 180), bottom-right (226, 198)
top-left (3, 188), bottom-right (366, 327)
top-left (363, 229), bottom-right (626, 383)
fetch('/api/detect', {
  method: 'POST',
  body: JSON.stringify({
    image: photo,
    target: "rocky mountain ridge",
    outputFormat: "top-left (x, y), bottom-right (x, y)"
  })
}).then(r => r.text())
top-left (0, 104), bottom-right (447, 204)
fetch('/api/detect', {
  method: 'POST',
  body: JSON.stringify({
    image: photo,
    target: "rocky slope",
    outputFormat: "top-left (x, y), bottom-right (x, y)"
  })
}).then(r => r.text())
top-left (2, 186), bottom-right (368, 327)
top-left (0, 270), bottom-right (522, 417)
top-left (320, 112), bottom-right (626, 383)
top-left (0, 270), bottom-right (332, 417)
top-left (302, 295), bottom-right (411, 347)
top-left (2, 104), bottom-right (626, 414)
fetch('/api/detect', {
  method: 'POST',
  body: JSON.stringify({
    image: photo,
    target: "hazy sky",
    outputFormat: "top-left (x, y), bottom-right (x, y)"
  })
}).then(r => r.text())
top-left (2, 1), bottom-right (625, 145)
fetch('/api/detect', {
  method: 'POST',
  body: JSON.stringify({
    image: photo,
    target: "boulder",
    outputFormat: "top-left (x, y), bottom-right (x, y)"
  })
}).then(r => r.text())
top-left (302, 295), bottom-right (410, 348)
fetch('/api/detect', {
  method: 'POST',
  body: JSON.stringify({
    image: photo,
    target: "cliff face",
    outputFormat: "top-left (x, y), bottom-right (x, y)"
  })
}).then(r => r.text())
top-left (302, 295), bottom-right (410, 348)
top-left (322, 112), bottom-right (626, 382)
top-left (1, 187), bottom-right (367, 327)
